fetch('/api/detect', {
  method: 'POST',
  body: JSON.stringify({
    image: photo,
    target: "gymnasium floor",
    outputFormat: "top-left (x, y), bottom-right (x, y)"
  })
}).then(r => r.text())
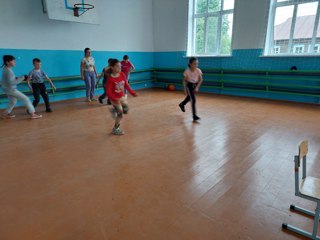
top-left (0, 89), bottom-right (320, 240)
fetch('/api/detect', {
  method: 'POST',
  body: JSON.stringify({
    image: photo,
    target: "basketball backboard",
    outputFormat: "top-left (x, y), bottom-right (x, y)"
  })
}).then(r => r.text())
top-left (43, 0), bottom-right (100, 25)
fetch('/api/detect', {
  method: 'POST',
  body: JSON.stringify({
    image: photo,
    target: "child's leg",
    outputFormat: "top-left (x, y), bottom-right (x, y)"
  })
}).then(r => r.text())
top-left (110, 101), bottom-right (124, 135)
top-left (124, 74), bottom-right (130, 95)
top-left (90, 72), bottom-right (96, 99)
top-left (8, 90), bottom-right (36, 115)
top-left (180, 95), bottom-right (190, 106)
top-left (186, 83), bottom-right (198, 119)
top-left (32, 83), bottom-right (41, 108)
top-left (99, 79), bottom-right (107, 102)
top-left (4, 93), bottom-right (17, 114)
top-left (83, 71), bottom-right (91, 99)
top-left (39, 83), bottom-right (51, 110)
top-left (120, 98), bottom-right (129, 114)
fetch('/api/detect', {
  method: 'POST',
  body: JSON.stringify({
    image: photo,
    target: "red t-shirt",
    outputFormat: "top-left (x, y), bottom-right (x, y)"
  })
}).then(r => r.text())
top-left (121, 60), bottom-right (133, 77)
top-left (105, 72), bottom-right (136, 100)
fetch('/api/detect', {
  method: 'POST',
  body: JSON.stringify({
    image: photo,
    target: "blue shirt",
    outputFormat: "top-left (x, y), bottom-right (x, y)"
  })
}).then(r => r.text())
top-left (28, 69), bottom-right (48, 84)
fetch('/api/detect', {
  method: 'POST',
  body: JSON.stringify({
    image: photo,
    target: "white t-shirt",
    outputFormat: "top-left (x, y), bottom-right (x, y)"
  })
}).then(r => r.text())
top-left (183, 68), bottom-right (202, 83)
top-left (82, 57), bottom-right (95, 72)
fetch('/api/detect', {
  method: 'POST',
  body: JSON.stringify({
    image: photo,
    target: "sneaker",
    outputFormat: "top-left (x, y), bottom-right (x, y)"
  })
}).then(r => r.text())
top-left (91, 97), bottom-right (97, 101)
top-left (112, 127), bottom-right (124, 135)
top-left (179, 103), bottom-right (185, 112)
top-left (2, 113), bottom-right (15, 119)
top-left (31, 113), bottom-right (42, 119)
top-left (193, 115), bottom-right (200, 121)
top-left (87, 98), bottom-right (91, 102)
top-left (46, 108), bottom-right (53, 113)
top-left (109, 107), bottom-right (118, 119)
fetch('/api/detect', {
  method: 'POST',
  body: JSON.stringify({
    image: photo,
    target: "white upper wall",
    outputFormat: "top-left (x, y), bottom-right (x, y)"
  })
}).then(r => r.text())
top-left (232, 0), bottom-right (269, 50)
top-left (153, 0), bottom-right (189, 52)
top-left (153, 0), bottom-right (270, 51)
top-left (0, 0), bottom-right (154, 51)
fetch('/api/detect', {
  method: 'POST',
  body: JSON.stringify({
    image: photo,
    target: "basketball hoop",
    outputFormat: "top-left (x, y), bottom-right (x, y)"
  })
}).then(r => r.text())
top-left (73, 3), bottom-right (94, 17)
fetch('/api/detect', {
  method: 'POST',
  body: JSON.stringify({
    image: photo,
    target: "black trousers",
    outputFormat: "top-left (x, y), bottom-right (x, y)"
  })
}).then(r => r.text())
top-left (99, 78), bottom-right (107, 100)
top-left (32, 83), bottom-right (50, 109)
top-left (180, 82), bottom-right (197, 116)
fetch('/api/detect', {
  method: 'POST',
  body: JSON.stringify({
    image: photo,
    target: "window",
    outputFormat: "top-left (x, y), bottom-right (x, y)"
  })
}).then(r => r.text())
top-left (187, 0), bottom-right (234, 56)
top-left (265, 0), bottom-right (320, 55)
top-left (293, 44), bottom-right (305, 53)
top-left (274, 46), bottom-right (281, 53)
top-left (314, 44), bottom-right (320, 52)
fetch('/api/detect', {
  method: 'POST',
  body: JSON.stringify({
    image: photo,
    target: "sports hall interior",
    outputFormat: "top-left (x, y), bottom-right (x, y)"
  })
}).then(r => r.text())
top-left (1, 0), bottom-right (320, 239)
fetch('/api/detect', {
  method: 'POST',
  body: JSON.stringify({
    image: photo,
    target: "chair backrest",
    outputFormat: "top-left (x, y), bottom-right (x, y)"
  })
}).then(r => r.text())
top-left (299, 140), bottom-right (308, 160)
top-left (295, 141), bottom-right (308, 187)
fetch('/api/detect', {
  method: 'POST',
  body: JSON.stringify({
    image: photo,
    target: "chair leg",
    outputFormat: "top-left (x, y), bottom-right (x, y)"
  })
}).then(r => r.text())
top-left (312, 202), bottom-right (320, 238)
top-left (282, 202), bottom-right (320, 239)
top-left (290, 204), bottom-right (320, 219)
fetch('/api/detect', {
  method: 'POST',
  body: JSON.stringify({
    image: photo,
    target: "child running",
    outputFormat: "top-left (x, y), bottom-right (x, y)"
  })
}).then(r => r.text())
top-left (97, 58), bottom-right (112, 105)
top-left (106, 59), bottom-right (137, 135)
top-left (27, 58), bottom-right (56, 112)
top-left (121, 55), bottom-right (135, 97)
top-left (179, 57), bottom-right (203, 121)
top-left (1, 55), bottom-right (42, 119)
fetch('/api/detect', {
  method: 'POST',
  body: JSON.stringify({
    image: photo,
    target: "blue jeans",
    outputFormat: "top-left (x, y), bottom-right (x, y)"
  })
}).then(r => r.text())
top-left (84, 71), bottom-right (96, 99)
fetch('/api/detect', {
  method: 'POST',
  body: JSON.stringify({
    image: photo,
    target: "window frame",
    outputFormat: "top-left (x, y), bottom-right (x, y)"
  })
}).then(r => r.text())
top-left (293, 44), bottom-right (305, 53)
top-left (187, 0), bottom-right (234, 57)
top-left (264, 0), bottom-right (320, 56)
top-left (274, 45), bottom-right (281, 53)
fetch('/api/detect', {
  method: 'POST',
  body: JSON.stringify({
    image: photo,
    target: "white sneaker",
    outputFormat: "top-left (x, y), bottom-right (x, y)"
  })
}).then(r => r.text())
top-left (30, 113), bottom-right (42, 119)
top-left (112, 127), bottom-right (124, 135)
top-left (2, 113), bottom-right (15, 119)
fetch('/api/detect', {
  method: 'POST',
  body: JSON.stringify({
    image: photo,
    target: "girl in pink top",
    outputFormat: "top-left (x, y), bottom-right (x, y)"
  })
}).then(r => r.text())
top-left (179, 57), bottom-right (203, 121)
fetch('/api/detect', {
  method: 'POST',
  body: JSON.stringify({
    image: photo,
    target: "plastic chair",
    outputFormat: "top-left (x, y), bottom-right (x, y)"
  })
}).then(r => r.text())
top-left (282, 140), bottom-right (320, 239)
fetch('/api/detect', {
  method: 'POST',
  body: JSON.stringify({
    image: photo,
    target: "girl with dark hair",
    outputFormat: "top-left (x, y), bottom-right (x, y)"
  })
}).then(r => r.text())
top-left (179, 57), bottom-right (203, 121)
top-left (106, 59), bottom-right (137, 135)
top-left (1, 55), bottom-right (42, 119)
top-left (80, 48), bottom-right (98, 102)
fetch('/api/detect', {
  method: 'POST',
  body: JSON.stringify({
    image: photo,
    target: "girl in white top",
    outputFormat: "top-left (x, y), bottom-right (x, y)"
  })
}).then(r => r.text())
top-left (1, 55), bottom-right (42, 119)
top-left (81, 48), bottom-right (98, 102)
top-left (179, 57), bottom-right (203, 121)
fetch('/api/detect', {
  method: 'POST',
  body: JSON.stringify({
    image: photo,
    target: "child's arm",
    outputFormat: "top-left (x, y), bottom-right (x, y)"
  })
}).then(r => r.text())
top-left (182, 76), bottom-right (187, 95)
top-left (26, 76), bottom-right (33, 92)
top-left (130, 62), bottom-right (135, 72)
top-left (96, 69), bottom-right (104, 85)
top-left (46, 76), bottom-right (56, 91)
top-left (93, 65), bottom-right (98, 79)
top-left (80, 61), bottom-right (85, 80)
top-left (195, 75), bottom-right (203, 93)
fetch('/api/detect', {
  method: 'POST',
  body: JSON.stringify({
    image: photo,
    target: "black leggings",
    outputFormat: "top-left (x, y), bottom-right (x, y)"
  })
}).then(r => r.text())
top-left (32, 83), bottom-right (50, 109)
top-left (180, 82), bottom-right (197, 116)
top-left (99, 79), bottom-right (107, 100)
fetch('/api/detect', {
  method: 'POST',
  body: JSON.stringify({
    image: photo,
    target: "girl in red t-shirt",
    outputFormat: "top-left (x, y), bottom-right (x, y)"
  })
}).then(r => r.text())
top-left (105, 59), bottom-right (137, 135)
